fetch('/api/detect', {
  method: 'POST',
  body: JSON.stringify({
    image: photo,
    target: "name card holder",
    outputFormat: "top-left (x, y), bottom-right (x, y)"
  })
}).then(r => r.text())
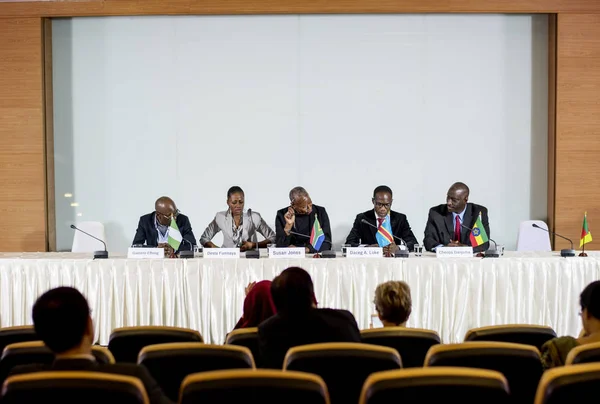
top-left (127, 248), bottom-right (165, 259)
top-left (346, 247), bottom-right (383, 258)
top-left (435, 246), bottom-right (474, 258)
top-left (269, 247), bottom-right (306, 259)
top-left (203, 248), bottom-right (240, 258)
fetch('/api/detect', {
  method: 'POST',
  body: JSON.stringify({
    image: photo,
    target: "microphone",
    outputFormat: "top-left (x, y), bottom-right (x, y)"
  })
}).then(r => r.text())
top-left (179, 238), bottom-right (194, 259)
top-left (245, 209), bottom-right (260, 259)
top-left (360, 218), bottom-right (409, 258)
top-left (532, 223), bottom-right (576, 257)
top-left (70, 224), bottom-right (108, 259)
top-left (286, 230), bottom-right (336, 258)
top-left (459, 223), bottom-right (499, 258)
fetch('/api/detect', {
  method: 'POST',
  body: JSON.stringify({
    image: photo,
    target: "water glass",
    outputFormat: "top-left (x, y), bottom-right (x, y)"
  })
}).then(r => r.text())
top-left (342, 244), bottom-right (350, 257)
top-left (413, 243), bottom-right (423, 257)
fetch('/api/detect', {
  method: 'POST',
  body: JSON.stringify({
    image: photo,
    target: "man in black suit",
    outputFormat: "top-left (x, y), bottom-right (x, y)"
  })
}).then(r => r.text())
top-left (423, 182), bottom-right (490, 252)
top-left (345, 185), bottom-right (418, 254)
top-left (132, 196), bottom-right (196, 256)
top-left (258, 267), bottom-right (361, 369)
top-left (275, 187), bottom-right (332, 253)
top-left (8, 287), bottom-right (172, 404)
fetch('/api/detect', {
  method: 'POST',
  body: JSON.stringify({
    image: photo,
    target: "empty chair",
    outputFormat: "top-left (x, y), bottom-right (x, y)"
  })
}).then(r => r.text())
top-left (359, 367), bottom-right (510, 404)
top-left (516, 220), bottom-right (551, 251)
top-left (534, 362), bottom-right (600, 404)
top-left (2, 371), bottom-right (148, 404)
top-left (180, 369), bottom-right (330, 404)
top-left (284, 342), bottom-right (401, 404)
top-left (361, 327), bottom-right (440, 367)
top-left (425, 342), bottom-right (542, 404)
top-left (108, 326), bottom-right (203, 363)
top-left (465, 324), bottom-right (557, 351)
top-left (138, 343), bottom-right (254, 402)
top-left (0, 326), bottom-right (38, 354)
top-left (0, 341), bottom-right (116, 385)
top-left (565, 341), bottom-right (600, 365)
top-left (71, 221), bottom-right (107, 253)
top-left (225, 327), bottom-right (259, 365)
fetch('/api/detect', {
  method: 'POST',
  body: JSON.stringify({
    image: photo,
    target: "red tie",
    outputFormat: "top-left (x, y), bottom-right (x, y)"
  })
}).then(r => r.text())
top-left (377, 218), bottom-right (384, 229)
top-left (454, 216), bottom-right (461, 242)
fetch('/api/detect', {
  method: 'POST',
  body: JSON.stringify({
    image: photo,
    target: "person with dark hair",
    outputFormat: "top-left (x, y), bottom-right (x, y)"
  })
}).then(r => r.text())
top-left (9, 287), bottom-right (173, 404)
top-left (132, 196), bottom-right (196, 257)
top-left (423, 182), bottom-right (490, 252)
top-left (541, 281), bottom-right (600, 369)
top-left (258, 267), bottom-right (361, 368)
top-left (200, 186), bottom-right (275, 250)
top-left (345, 185), bottom-right (418, 254)
top-left (275, 187), bottom-right (332, 253)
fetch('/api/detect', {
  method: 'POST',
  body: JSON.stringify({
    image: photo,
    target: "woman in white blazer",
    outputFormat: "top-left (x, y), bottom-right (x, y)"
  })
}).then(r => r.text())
top-left (200, 186), bottom-right (276, 251)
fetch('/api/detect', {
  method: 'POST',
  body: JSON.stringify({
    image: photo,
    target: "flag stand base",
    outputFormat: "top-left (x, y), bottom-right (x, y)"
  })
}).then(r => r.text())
top-left (579, 252), bottom-right (588, 257)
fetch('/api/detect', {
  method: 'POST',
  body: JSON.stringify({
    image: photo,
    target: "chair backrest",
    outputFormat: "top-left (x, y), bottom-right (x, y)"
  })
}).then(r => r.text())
top-left (516, 220), bottom-right (551, 251)
top-left (0, 326), bottom-right (38, 354)
top-left (464, 325), bottom-right (557, 351)
top-left (138, 343), bottom-right (254, 402)
top-left (108, 326), bottom-right (203, 363)
top-left (425, 342), bottom-right (542, 404)
top-left (0, 341), bottom-right (54, 386)
top-left (284, 342), bottom-right (401, 404)
top-left (361, 327), bottom-right (441, 367)
top-left (92, 346), bottom-right (115, 364)
top-left (359, 367), bottom-right (510, 404)
top-left (180, 369), bottom-right (330, 404)
top-left (225, 327), bottom-right (259, 364)
top-left (71, 221), bottom-right (106, 253)
top-left (565, 341), bottom-right (600, 365)
top-left (2, 371), bottom-right (149, 404)
top-left (534, 363), bottom-right (600, 404)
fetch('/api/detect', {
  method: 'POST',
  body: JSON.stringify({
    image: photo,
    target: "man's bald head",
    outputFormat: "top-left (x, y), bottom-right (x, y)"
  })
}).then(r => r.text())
top-left (155, 196), bottom-right (177, 225)
top-left (446, 182), bottom-right (469, 213)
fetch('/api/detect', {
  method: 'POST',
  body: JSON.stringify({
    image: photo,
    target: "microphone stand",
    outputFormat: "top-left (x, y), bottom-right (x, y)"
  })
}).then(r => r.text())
top-left (70, 224), bottom-right (108, 259)
top-left (460, 223), bottom-right (499, 258)
top-left (245, 209), bottom-right (260, 259)
top-left (360, 219), bottom-right (409, 258)
top-left (532, 223), bottom-right (576, 257)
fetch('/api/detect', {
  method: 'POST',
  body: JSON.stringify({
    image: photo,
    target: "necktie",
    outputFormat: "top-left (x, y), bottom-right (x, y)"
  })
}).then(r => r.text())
top-left (454, 216), bottom-right (461, 242)
top-left (377, 218), bottom-right (384, 229)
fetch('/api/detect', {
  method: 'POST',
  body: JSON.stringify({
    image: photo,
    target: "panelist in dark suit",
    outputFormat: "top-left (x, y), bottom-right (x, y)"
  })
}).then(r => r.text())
top-left (275, 187), bottom-right (332, 253)
top-left (423, 182), bottom-right (490, 252)
top-left (9, 287), bottom-right (172, 404)
top-left (345, 185), bottom-right (418, 254)
top-left (258, 267), bottom-right (361, 369)
top-left (131, 196), bottom-right (196, 256)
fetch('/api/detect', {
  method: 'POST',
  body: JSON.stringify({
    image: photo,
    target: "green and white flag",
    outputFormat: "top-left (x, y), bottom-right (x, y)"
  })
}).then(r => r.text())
top-left (167, 217), bottom-right (182, 250)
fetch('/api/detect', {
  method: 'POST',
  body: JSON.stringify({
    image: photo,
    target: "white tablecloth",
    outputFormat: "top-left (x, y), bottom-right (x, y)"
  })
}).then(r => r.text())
top-left (2, 251), bottom-right (599, 345)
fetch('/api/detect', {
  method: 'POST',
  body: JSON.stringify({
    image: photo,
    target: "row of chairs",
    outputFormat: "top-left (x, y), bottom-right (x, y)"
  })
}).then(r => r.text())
top-left (3, 353), bottom-right (600, 403)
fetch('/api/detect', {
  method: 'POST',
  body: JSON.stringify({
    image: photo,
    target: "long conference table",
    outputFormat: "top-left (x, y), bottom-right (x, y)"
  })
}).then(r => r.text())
top-left (1, 251), bottom-right (599, 345)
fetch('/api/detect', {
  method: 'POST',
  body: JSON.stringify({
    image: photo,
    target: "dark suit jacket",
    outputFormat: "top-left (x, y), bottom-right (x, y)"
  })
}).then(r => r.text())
top-left (9, 358), bottom-right (173, 404)
top-left (275, 205), bottom-right (332, 253)
top-left (132, 212), bottom-right (196, 252)
top-left (345, 210), bottom-right (418, 251)
top-left (423, 203), bottom-right (490, 252)
top-left (258, 308), bottom-right (361, 369)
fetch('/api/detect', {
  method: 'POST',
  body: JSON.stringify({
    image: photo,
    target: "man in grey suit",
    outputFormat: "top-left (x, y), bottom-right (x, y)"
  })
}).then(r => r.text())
top-left (423, 182), bottom-right (490, 252)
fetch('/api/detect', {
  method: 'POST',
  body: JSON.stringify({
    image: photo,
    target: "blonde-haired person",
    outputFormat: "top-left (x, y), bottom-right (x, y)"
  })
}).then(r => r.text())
top-left (373, 281), bottom-right (412, 327)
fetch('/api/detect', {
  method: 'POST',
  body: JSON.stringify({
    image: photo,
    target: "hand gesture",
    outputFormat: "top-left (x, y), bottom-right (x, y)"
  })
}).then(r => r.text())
top-left (245, 281), bottom-right (256, 296)
top-left (240, 241), bottom-right (254, 252)
top-left (284, 207), bottom-right (295, 226)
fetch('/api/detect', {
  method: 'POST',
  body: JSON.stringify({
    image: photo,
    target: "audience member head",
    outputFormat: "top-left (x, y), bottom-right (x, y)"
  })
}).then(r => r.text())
top-left (372, 185), bottom-right (393, 218)
top-left (373, 281), bottom-right (412, 327)
top-left (446, 182), bottom-right (469, 213)
top-left (271, 267), bottom-right (317, 315)
top-left (289, 187), bottom-right (312, 216)
top-left (32, 287), bottom-right (93, 355)
top-left (227, 186), bottom-right (245, 217)
top-left (237, 280), bottom-right (276, 328)
top-left (580, 281), bottom-right (600, 336)
top-left (155, 196), bottom-right (178, 226)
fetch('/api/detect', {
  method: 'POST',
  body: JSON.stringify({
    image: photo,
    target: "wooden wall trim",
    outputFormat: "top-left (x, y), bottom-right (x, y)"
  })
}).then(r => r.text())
top-left (1, 0), bottom-right (600, 17)
top-left (547, 14), bottom-right (557, 248)
top-left (43, 18), bottom-right (55, 252)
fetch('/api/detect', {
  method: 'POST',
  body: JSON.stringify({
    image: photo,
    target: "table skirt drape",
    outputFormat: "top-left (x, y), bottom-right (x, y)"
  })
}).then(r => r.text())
top-left (1, 252), bottom-right (599, 345)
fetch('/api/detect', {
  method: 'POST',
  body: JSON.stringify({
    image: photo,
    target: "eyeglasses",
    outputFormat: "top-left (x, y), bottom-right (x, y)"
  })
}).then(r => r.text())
top-left (156, 209), bottom-right (180, 220)
top-left (373, 201), bottom-right (392, 209)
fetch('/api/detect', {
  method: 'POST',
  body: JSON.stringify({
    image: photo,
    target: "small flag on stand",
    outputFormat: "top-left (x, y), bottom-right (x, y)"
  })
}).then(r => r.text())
top-left (580, 212), bottom-right (592, 249)
top-left (376, 217), bottom-right (394, 248)
top-left (167, 217), bottom-right (182, 251)
top-left (469, 212), bottom-right (489, 247)
top-left (310, 214), bottom-right (325, 251)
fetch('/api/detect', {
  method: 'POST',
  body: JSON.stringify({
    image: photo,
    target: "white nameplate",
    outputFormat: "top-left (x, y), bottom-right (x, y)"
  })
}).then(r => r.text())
top-left (127, 247), bottom-right (164, 259)
top-left (203, 248), bottom-right (240, 258)
top-left (346, 247), bottom-right (383, 258)
top-left (269, 247), bottom-right (306, 259)
top-left (436, 246), bottom-right (474, 258)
